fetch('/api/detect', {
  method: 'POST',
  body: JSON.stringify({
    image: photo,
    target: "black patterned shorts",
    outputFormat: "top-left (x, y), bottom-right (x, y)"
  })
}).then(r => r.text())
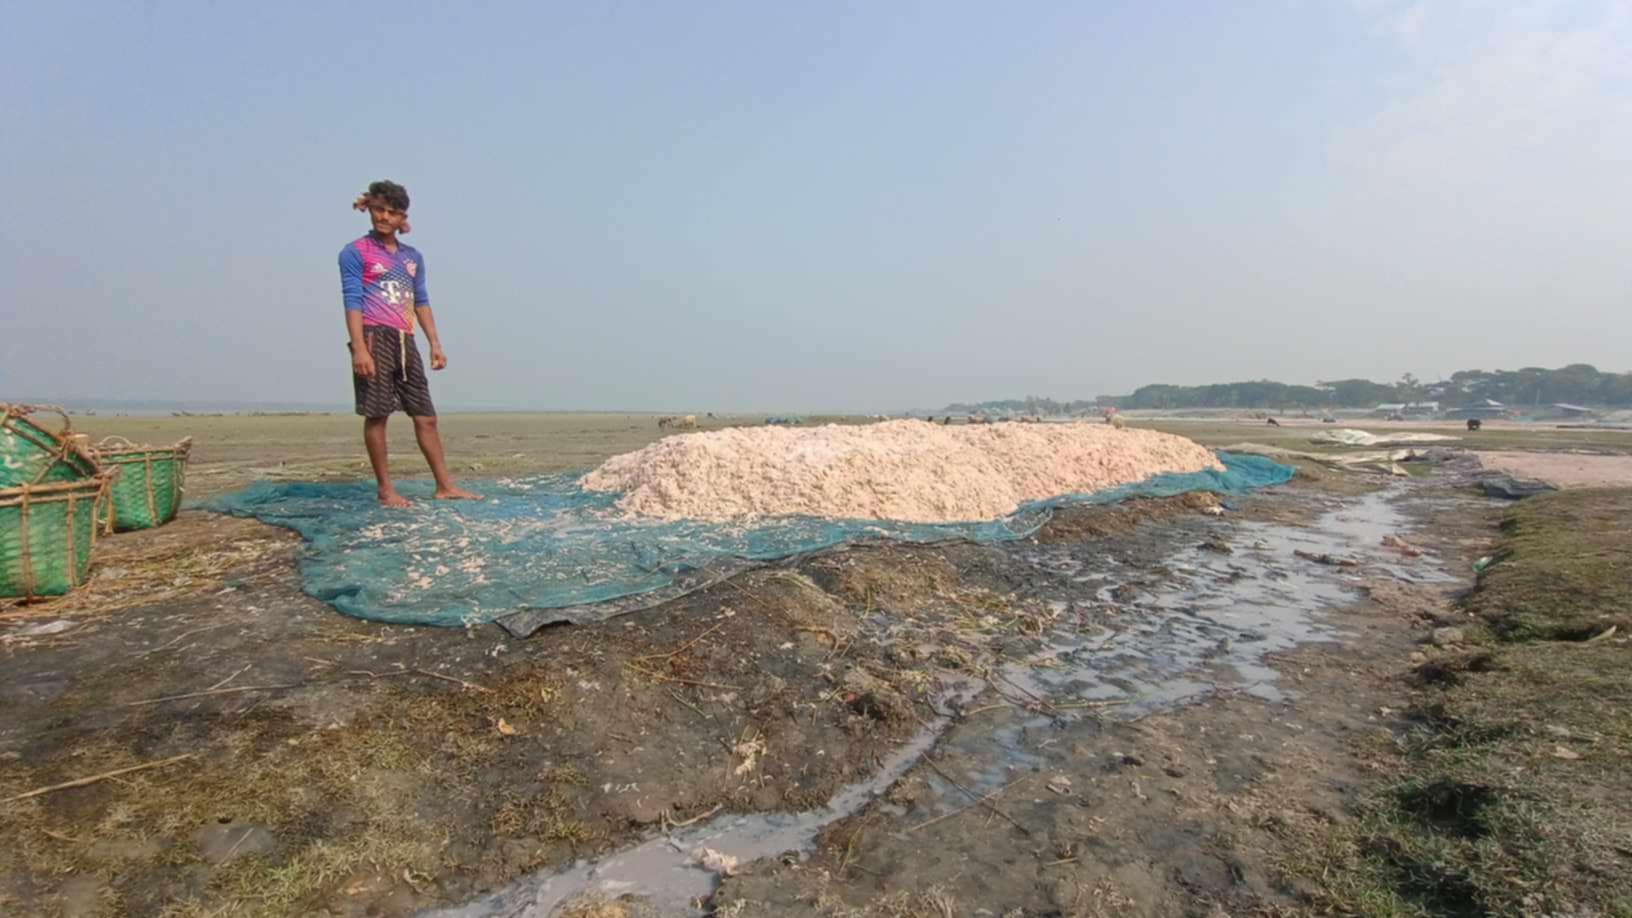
top-left (351, 327), bottom-right (436, 418)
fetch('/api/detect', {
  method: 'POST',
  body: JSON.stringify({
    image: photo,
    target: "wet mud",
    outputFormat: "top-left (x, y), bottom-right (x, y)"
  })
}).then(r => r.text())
top-left (431, 486), bottom-right (1469, 916)
top-left (0, 470), bottom-right (1492, 917)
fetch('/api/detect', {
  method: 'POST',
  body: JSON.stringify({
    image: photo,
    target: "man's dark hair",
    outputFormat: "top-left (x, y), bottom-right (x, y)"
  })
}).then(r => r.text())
top-left (367, 179), bottom-right (410, 212)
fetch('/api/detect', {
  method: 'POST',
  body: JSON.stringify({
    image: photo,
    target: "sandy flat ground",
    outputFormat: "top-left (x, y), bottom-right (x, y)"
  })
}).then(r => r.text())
top-left (31, 411), bottom-right (1632, 499)
top-left (1477, 450), bottom-right (1632, 488)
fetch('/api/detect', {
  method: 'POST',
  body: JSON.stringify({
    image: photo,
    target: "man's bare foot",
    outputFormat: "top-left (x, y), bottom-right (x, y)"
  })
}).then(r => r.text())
top-left (378, 489), bottom-right (412, 508)
top-left (434, 486), bottom-right (480, 500)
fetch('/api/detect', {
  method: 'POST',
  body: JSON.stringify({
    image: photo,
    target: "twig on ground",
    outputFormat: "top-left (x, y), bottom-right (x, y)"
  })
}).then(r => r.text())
top-left (963, 703), bottom-right (1012, 717)
top-left (345, 668), bottom-right (414, 681)
top-left (827, 635), bottom-right (857, 663)
top-left (206, 664), bottom-right (252, 691)
top-left (722, 578), bottom-right (773, 609)
top-left (794, 625), bottom-right (838, 645)
top-left (666, 688), bottom-right (709, 719)
top-left (662, 803), bottom-right (723, 831)
top-left (219, 825), bottom-right (255, 862)
top-left (637, 621), bottom-right (727, 662)
top-left (4, 754), bottom-right (196, 802)
top-left (135, 624), bottom-right (226, 656)
top-left (904, 775), bottom-right (1029, 834)
top-left (412, 668), bottom-right (492, 693)
top-left (625, 662), bottom-right (740, 691)
top-left (918, 756), bottom-right (1031, 835)
top-left (839, 817), bottom-right (870, 876)
top-left (232, 698), bottom-right (266, 721)
top-left (1055, 699), bottom-right (1128, 710)
top-left (991, 669), bottom-right (1061, 716)
top-left (125, 684), bottom-right (300, 706)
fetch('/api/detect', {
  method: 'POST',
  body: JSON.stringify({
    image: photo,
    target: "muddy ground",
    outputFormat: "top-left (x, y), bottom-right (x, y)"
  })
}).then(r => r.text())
top-left (1, 418), bottom-right (1628, 917)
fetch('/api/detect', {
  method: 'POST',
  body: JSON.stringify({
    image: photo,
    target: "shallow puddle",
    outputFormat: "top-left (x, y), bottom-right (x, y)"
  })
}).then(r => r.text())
top-left (421, 707), bottom-right (959, 918)
top-left (1000, 489), bottom-right (1439, 718)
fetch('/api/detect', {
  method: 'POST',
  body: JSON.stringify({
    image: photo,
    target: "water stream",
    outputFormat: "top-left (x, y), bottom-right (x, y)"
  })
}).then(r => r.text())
top-left (424, 489), bottom-right (1446, 916)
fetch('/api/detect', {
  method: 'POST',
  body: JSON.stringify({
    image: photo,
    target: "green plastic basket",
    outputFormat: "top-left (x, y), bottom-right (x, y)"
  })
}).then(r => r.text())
top-left (1, 403), bottom-right (100, 488)
top-left (95, 437), bottom-right (192, 532)
top-left (0, 474), bottom-right (114, 599)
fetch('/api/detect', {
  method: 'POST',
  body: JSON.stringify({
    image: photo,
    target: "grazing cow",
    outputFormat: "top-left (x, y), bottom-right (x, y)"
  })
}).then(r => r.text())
top-left (1108, 414), bottom-right (1127, 430)
top-left (1467, 418), bottom-right (1482, 431)
top-left (677, 415), bottom-right (698, 430)
top-left (657, 416), bottom-right (675, 429)
top-left (1266, 417), bottom-right (1281, 427)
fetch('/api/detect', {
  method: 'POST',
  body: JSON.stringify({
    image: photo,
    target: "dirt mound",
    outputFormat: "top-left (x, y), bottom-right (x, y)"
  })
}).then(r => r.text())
top-left (581, 420), bottom-right (1223, 523)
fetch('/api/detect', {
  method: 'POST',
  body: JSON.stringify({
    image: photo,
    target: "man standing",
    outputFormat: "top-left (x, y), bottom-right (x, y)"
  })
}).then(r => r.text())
top-left (340, 180), bottom-right (477, 507)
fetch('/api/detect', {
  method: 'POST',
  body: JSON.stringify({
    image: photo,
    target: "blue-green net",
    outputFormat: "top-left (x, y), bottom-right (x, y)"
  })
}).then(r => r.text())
top-left (205, 453), bottom-right (1291, 627)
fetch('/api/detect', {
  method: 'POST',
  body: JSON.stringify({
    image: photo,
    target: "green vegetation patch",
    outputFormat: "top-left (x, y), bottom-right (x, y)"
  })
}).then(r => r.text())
top-left (1469, 488), bottom-right (1632, 641)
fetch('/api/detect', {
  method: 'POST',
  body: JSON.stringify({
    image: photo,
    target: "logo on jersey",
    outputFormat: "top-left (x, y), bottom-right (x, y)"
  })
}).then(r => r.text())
top-left (405, 260), bottom-right (417, 277)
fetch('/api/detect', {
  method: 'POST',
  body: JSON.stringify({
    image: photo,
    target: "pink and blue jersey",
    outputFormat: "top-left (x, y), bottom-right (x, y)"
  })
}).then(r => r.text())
top-left (339, 236), bottom-right (429, 333)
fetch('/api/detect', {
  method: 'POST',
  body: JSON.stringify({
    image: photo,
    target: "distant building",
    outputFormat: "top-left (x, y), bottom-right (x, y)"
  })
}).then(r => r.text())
top-left (1445, 399), bottom-right (1507, 420)
top-left (1553, 403), bottom-right (1594, 418)
top-left (1372, 401), bottom-right (1440, 418)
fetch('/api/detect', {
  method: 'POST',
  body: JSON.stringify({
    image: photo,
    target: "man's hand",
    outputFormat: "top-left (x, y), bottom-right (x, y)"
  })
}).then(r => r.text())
top-left (353, 347), bottom-right (377, 378)
top-left (430, 345), bottom-right (447, 371)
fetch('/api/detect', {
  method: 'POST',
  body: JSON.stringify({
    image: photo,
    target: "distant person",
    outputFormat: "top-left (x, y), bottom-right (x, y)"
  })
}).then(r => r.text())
top-left (340, 180), bottom-right (478, 507)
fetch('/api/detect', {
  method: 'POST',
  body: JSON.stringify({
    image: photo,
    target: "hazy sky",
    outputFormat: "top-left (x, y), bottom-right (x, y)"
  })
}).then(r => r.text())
top-left (3, 1), bottom-right (1629, 412)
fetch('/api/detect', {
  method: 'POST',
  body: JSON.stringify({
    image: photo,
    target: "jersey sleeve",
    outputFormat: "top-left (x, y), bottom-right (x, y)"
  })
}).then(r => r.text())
top-left (339, 245), bottom-right (364, 312)
top-left (413, 253), bottom-right (430, 306)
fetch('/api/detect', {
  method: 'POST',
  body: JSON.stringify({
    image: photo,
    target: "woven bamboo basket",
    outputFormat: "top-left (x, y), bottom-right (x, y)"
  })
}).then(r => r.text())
top-left (0, 403), bottom-right (100, 488)
top-left (94, 436), bottom-right (193, 533)
top-left (1, 473), bottom-right (115, 599)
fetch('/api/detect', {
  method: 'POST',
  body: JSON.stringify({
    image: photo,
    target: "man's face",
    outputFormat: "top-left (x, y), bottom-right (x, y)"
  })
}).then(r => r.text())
top-left (368, 200), bottom-right (407, 235)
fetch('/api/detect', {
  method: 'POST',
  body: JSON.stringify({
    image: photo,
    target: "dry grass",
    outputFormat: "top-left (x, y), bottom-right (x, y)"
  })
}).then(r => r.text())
top-left (0, 658), bottom-right (593, 917)
top-left (557, 895), bottom-right (655, 918)
top-left (0, 707), bottom-right (436, 916)
top-left (1037, 490), bottom-right (1226, 542)
top-left (0, 514), bottom-right (294, 625)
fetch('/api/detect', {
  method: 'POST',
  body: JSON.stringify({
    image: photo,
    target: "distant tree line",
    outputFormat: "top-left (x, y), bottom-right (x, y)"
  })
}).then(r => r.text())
top-left (945, 365), bottom-right (1632, 413)
top-left (942, 396), bottom-right (1101, 416)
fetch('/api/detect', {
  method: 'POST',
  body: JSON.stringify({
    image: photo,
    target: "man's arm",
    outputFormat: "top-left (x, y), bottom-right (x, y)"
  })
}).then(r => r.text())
top-left (416, 306), bottom-right (447, 370)
top-left (347, 311), bottom-right (375, 377)
top-left (340, 246), bottom-right (375, 377)
top-left (412, 255), bottom-right (446, 370)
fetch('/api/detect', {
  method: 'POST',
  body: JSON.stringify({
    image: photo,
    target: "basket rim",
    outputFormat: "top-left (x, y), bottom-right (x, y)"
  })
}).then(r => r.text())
top-left (0, 471), bottom-right (118, 500)
top-left (94, 435), bottom-right (193, 459)
top-left (1, 402), bottom-right (102, 474)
